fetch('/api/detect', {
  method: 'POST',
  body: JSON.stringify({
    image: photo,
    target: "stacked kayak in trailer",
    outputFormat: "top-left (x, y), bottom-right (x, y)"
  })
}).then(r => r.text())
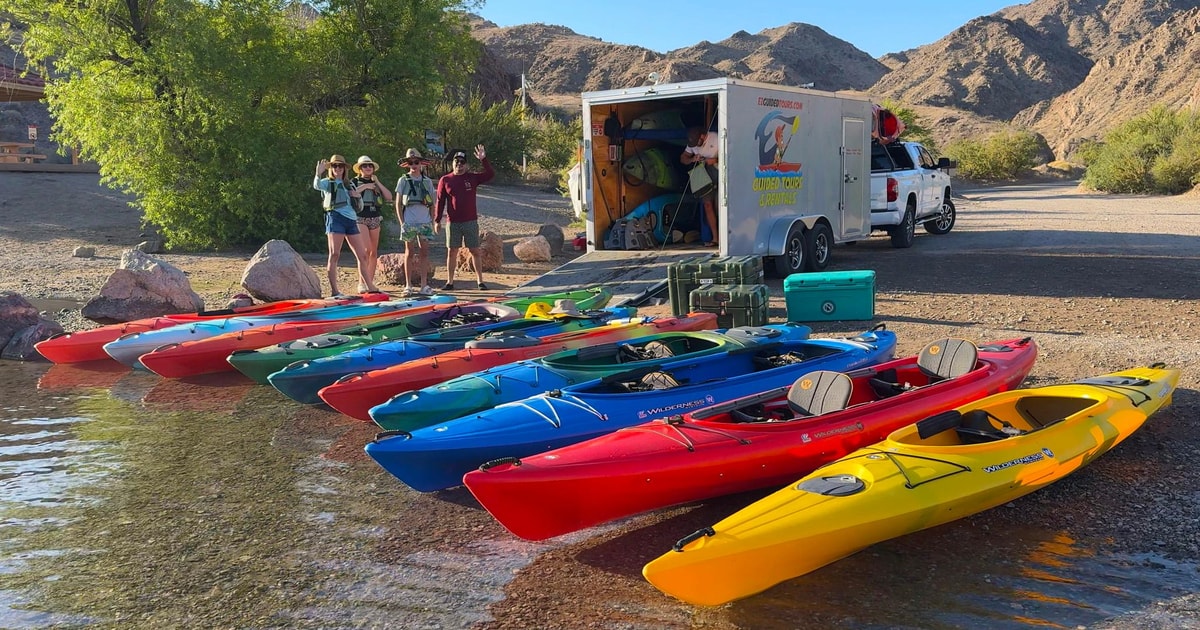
top-left (642, 363), bottom-right (1180, 606)
top-left (34, 295), bottom-right (385, 364)
top-left (365, 327), bottom-right (897, 492)
top-left (270, 306), bottom-right (639, 405)
top-left (369, 323), bottom-right (814, 432)
top-left (464, 337), bottom-right (1038, 541)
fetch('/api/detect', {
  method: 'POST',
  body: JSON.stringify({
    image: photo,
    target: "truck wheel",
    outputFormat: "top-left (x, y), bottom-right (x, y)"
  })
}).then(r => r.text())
top-left (889, 202), bottom-right (916, 248)
top-left (805, 223), bottom-right (833, 271)
top-left (771, 225), bottom-right (807, 277)
top-left (924, 198), bottom-right (956, 235)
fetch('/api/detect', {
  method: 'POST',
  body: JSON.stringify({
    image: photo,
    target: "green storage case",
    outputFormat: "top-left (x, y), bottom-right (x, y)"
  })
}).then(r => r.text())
top-left (668, 255), bottom-right (765, 316)
top-left (688, 283), bottom-right (770, 329)
top-left (783, 270), bottom-right (876, 322)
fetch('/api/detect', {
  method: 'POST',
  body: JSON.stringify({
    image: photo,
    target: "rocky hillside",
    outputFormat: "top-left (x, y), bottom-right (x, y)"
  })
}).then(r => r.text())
top-left (473, 0), bottom-right (1200, 159)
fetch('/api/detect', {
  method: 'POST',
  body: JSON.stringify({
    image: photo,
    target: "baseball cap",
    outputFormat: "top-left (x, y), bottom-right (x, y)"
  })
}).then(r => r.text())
top-left (452, 151), bottom-right (467, 161)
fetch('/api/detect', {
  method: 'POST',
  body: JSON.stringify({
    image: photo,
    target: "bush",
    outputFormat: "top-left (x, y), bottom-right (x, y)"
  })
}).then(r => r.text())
top-left (878, 99), bottom-right (936, 151)
top-left (945, 130), bottom-right (1042, 181)
top-left (428, 95), bottom-right (531, 180)
top-left (1082, 105), bottom-right (1200, 194)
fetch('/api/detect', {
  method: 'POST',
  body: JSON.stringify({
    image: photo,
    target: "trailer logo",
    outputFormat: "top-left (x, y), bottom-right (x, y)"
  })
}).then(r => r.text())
top-left (754, 111), bottom-right (803, 207)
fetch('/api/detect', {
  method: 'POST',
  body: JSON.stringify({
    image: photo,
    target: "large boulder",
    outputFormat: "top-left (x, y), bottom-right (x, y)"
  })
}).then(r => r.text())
top-left (4, 320), bottom-right (64, 361)
top-left (455, 231), bottom-right (504, 273)
top-left (0, 292), bottom-right (42, 350)
top-left (378, 252), bottom-right (435, 286)
top-left (240, 240), bottom-right (323, 301)
top-left (537, 224), bottom-right (565, 254)
top-left (81, 250), bottom-right (205, 325)
top-left (513, 235), bottom-right (552, 262)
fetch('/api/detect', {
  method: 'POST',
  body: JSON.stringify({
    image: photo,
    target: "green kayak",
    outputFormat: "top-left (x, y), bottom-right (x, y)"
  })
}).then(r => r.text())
top-left (226, 302), bottom-right (522, 384)
top-left (500, 286), bottom-right (611, 314)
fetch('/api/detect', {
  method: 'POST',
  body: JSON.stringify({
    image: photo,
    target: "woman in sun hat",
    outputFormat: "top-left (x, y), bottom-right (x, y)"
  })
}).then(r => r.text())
top-left (394, 148), bottom-right (437, 295)
top-left (351, 155), bottom-right (393, 292)
top-left (313, 154), bottom-right (379, 297)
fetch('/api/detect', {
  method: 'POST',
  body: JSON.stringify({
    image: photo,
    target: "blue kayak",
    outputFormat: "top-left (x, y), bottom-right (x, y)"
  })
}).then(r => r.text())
top-left (267, 306), bottom-right (638, 404)
top-left (365, 327), bottom-right (897, 492)
top-left (368, 323), bottom-right (813, 432)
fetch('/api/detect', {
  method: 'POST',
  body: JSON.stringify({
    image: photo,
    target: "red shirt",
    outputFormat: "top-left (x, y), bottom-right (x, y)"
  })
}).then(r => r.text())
top-left (434, 158), bottom-right (495, 224)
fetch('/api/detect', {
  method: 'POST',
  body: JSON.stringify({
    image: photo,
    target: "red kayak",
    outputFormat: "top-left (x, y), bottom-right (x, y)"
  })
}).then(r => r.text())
top-left (137, 299), bottom-right (451, 378)
top-left (34, 295), bottom-right (384, 364)
top-left (463, 337), bottom-right (1037, 541)
top-left (318, 313), bottom-right (720, 421)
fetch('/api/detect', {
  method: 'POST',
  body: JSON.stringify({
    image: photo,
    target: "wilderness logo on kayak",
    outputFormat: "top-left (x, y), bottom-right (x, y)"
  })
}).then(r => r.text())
top-left (638, 395), bottom-right (717, 419)
top-left (982, 448), bottom-right (1055, 473)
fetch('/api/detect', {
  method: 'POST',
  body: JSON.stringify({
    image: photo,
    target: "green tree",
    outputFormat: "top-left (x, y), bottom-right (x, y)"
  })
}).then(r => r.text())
top-left (1082, 105), bottom-right (1200, 194)
top-left (428, 94), bottom-right (531, 180)
top-left (945, 130), bottom-right (1042, 181)
top-left (2, 0), bottom-right (477, 250)
top-left (878, 99), bottom-right (936, 152)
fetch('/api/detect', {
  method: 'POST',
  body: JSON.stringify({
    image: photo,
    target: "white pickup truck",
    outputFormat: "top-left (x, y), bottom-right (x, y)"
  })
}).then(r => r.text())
top-left (870, 141), bottom-right (956, 248)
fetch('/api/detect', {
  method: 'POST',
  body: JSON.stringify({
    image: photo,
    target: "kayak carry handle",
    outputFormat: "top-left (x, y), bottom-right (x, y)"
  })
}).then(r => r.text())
top-left (673, 527), bottom-right (715, 552)
top-left (372, 430), bottom-right (411, 442)
top-left (478, 456), bottom-right (522, 471)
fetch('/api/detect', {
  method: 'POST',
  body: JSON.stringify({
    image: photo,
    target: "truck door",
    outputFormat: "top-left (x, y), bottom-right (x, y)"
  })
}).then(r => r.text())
top-left (840, 118), bottom-right (868, 239)
top-left (915, 145), bottom-right (945, 216)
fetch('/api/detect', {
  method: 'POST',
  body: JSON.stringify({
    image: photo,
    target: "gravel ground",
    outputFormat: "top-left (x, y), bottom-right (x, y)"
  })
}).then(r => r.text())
top-left (1, 172), bottom-right (1198, 627)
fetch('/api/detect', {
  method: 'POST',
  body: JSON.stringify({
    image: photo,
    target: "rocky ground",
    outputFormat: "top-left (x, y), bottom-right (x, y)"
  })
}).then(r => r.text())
top-left (1, 171), bottom-right (1198, 627)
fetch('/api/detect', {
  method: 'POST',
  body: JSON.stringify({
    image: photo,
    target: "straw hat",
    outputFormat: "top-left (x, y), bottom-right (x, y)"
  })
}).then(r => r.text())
top-left (327, 154), bottom-right (347, 166)
top-left (399, 148), bottom-right (430, 167)
top-left (549, 299), bottom-right (582, 317)
top-left (352, 155), bottom-right (378, 175)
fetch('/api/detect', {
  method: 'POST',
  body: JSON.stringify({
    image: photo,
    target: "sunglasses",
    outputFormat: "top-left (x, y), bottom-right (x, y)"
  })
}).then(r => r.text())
top-left (359, 164), bottom-right (375, 169)
top-left (331, 164), bottom-right (346, 169)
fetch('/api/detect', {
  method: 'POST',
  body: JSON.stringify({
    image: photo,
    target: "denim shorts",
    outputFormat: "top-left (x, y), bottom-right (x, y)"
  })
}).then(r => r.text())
top-left (326, 211), bottom-right (360, 235)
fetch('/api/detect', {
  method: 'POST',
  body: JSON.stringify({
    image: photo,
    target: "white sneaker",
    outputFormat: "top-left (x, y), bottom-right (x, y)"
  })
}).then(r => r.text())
top-left (420, 285), bottom-right (434, 295)
top-left (401, 286), bottom-right (414, 296)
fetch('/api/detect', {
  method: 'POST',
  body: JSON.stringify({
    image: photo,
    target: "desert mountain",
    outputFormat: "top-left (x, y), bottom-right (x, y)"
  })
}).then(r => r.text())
top-left (472, 0), bottom-right (1200, 159)
top-left (1013, 6), bottom-right (1200, 156)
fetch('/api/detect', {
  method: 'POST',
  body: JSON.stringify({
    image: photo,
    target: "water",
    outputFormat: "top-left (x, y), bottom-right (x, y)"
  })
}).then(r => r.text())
top-left (1, 360), bottom-right (1196, 628)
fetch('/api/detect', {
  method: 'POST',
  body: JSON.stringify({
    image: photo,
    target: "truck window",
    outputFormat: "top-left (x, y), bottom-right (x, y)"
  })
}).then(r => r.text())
top-left (917, 147), bottom-right (936, 169)
top-left (887, 144), bottom-right (914, 170)
top-left (870, 144), bottom-right (894, 171)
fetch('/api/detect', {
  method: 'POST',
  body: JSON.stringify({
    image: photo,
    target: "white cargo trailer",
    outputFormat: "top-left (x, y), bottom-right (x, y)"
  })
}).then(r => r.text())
top-left (580, 77), bottom-right (871, 276)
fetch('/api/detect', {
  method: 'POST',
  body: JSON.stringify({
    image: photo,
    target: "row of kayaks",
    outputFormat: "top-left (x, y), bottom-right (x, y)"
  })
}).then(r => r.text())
top-left (33, 291), bottom-right (1181, 607)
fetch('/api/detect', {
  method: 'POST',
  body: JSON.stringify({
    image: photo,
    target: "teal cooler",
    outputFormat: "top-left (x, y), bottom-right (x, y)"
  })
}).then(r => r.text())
top-left (688, 283), bottom-right (770, 329)
top-left (783, 270), bottom-right (876, 322)
top-left (668, 256), bottom-right (765, 317)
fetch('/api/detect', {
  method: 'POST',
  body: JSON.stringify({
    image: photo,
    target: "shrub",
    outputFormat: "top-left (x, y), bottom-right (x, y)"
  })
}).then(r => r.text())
top-left (878, 99), bottom-right (936, 151)
top-left (945, 130), bottom-right (1042, 181)
top-left (1082, 105), bottom-right (1200, 194)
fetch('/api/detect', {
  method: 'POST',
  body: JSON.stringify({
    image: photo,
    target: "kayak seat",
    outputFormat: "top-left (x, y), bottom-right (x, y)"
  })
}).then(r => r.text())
top-left (787, 371), bottom-right (853, 417)
top-left (640, 371), bottom-right (683, 390)
top-left (619, 340), bottom-right (676, 362)
top-left (918, 338), bottom-right (979, 383)
top-left (955, 409), bottom-right (1010, 444)
top-left (868, 367), bottom-right (909, 398)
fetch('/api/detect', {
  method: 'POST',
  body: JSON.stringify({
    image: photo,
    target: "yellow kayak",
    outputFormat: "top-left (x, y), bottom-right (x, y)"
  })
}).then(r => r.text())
top-left (643, 364), bottom-right (1180, 607)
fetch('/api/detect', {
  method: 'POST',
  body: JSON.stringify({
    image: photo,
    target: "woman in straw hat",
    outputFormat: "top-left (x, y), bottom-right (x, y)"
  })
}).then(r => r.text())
top-left (351, 155), bottom-right (393, 292)
top-left (313, 154), bottom-right (380, 297)
top-left (395, 149), bottom-right (436, 295)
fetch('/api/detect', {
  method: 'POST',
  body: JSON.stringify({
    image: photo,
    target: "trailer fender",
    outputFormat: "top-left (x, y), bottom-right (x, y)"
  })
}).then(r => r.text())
top-left (766, 216), bottom-right (817, 256)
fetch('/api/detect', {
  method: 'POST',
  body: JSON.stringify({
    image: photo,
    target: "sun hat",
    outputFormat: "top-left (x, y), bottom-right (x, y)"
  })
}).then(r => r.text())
top-left (549, 299), bottom-right (582, 317)
top-left (399, 148), bottom-right (430, 166)
top-left (353, 155), bottom-right (378, 175)
top-left (328, 154), bottom-right (347, 166)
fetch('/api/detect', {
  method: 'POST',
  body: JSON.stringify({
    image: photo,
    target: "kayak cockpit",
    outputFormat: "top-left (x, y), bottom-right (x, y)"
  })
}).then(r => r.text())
top-left (896, 394), bottom-right (1102, 446)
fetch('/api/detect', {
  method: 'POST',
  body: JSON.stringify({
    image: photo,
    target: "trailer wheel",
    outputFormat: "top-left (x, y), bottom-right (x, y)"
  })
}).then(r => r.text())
top-left (771, 225), bottom-right (807, 277)
top-left (889, 202), bottom-right (916, 248)
top-left (924, 197), bottom-right (956, 235)
top-left (806, 223), bottom-right (833, 271)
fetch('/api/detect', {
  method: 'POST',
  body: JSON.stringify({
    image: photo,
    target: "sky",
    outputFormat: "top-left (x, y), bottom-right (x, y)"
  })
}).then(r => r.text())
top-left (474, 0), bottom-right (1023, 58)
